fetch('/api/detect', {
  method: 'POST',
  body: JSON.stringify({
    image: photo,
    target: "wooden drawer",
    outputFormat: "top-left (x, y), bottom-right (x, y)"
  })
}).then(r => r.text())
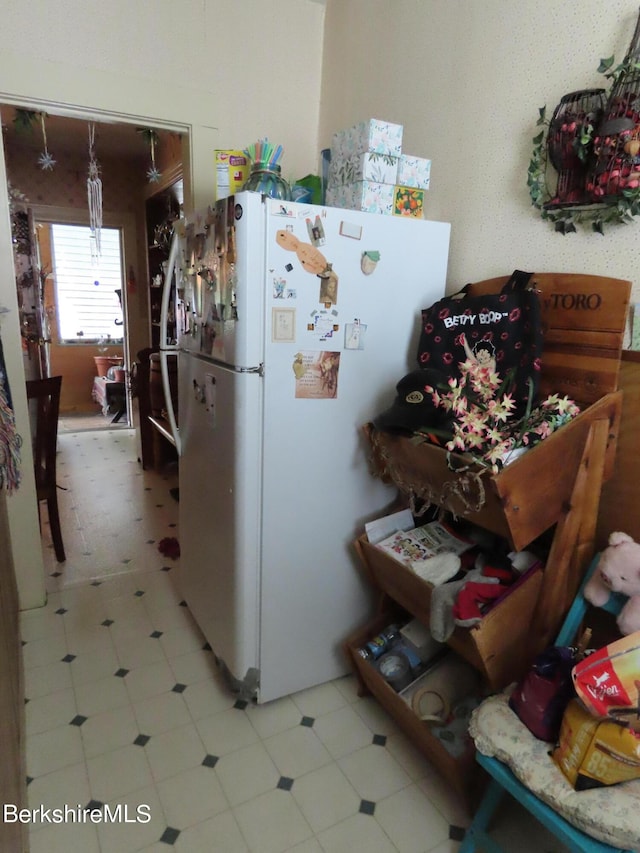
top-left (356, 535), bottom-right (543, 690)
top-left (344, 611), bottom-right (481, 811)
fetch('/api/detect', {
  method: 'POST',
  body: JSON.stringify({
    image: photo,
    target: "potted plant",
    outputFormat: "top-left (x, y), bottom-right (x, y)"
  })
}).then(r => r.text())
top-left (93, 334), bottom-right (123, 377)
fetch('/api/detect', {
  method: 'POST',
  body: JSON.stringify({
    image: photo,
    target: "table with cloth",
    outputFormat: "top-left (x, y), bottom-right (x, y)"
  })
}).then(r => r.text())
top-left (91, 376), bottom-right (126, 422)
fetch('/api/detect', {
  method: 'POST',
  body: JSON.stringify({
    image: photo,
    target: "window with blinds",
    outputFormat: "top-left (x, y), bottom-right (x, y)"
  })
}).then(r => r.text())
top-left (51, 224), bottom-right (124, 344)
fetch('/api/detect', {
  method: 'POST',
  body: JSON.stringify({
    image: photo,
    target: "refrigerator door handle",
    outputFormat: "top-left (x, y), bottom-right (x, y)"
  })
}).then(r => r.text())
top-left (160, 349), bottom-right (180, 454)
top-left (160, 231), bottom-right (181, 454)
top-left (160, 232), bottom-right (181, 354)
top-left (190, 352), bottom-right (264, 377)
top-left (239, 364), bottom-right (265, 376)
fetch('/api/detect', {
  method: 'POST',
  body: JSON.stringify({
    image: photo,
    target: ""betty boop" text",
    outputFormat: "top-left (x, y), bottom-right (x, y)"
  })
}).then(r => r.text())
top-left (442, 311), bottom-right (509, 328)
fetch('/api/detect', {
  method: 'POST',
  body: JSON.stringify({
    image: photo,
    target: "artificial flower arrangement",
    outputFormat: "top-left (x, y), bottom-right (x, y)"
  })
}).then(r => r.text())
top-left (419, 358), bottom-right (580, 474)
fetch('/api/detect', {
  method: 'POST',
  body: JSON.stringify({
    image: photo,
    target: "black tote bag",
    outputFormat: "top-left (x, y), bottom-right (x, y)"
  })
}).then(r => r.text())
top-left (416, 270), bottom-right (543, 416)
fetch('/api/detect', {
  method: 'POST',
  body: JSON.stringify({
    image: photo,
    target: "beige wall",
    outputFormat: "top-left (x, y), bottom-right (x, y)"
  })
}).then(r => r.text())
top-left (320, 0), bottom-right (640, 311)
top-left (0, 0), bottom-right (326, 609)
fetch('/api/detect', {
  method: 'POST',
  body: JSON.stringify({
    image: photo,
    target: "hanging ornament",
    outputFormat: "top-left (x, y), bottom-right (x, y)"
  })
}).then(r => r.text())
top-left (86, 123), bottom-right (103, 258)
top-left (37, 112), bottom-right (56, 171)
top-left (145, 129), bottom-right (162, 183)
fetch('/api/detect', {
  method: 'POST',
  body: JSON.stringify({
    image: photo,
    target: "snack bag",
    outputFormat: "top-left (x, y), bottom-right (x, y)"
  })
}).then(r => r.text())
top-left (572, 631), bottom-right (640, 723)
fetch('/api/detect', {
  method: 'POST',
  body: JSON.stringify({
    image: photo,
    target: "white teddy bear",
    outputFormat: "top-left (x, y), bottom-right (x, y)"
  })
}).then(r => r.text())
top-left (584, 531), bottom-right (640, 636)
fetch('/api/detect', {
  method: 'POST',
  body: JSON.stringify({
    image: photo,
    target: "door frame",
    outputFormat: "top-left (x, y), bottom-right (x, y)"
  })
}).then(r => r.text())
top-left (0, 95), bottom-right (191, 611)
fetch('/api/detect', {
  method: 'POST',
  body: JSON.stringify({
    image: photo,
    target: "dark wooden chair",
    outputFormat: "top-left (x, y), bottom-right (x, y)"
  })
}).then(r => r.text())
top-left (26, 376), bottom-right (65, 562)
top-left (132, 347), bottom-right (157, 469)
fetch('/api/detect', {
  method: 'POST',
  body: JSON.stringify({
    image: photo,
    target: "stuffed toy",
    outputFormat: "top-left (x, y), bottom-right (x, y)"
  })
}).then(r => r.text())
top-left (584, 531), bottom-right (640, 635)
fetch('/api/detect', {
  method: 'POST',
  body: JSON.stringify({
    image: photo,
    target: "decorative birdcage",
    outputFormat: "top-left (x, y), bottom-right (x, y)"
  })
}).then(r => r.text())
top-left (544, 89), bottom-right (605, 207)
top-left (588, 9), bottom-right (640, 201)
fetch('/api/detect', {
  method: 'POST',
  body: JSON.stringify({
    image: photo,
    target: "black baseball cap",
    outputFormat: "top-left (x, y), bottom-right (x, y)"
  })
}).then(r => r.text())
top-left (373, 368), bottom-right (454, 436)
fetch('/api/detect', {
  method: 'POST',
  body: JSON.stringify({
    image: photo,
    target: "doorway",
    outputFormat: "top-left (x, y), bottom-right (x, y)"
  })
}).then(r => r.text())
top-left (1, 103), bottom-right (186, 422)
top-left (0, 100), bottom-right (189, 569)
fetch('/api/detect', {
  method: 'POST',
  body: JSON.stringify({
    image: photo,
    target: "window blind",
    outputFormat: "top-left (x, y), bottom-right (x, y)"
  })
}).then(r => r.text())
top-left (51, 224), bottom-right (124, 343)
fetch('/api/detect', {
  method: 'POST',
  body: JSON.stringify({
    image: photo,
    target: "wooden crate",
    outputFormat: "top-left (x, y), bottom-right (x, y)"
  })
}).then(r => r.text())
top-left (357, 534), bottom-right (543, 689)
top-left (366, 391), bottom-right (621, 552)
top-left (597, 352), bottom-right (640, 549)
top-left (344, 610), bottom-right (481, 812)
top-left (364, 272), bottom-right (631, 659)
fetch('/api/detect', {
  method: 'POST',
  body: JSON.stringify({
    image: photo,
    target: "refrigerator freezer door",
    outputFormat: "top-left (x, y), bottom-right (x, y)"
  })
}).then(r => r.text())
top-left (177, 352), bottom-right (263, 690)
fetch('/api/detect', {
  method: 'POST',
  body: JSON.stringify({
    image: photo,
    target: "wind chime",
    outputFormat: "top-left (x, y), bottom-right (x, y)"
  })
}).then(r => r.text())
top-left (87, 123), bottom-right (103, 258)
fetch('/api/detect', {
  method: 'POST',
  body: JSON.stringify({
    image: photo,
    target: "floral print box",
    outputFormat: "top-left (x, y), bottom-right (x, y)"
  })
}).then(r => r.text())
top-left (328, 151), bottom-right (399, 187)
top-left (331, 118), bottom-right (404, 159)
top-left (326, 180), bottom-right (395, 214)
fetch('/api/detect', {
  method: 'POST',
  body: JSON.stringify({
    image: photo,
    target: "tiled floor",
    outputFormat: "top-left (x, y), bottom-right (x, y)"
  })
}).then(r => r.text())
top-left (22, 428), bottom-right (568, 852)
top-left (58, 412), bottom-right (132, 435)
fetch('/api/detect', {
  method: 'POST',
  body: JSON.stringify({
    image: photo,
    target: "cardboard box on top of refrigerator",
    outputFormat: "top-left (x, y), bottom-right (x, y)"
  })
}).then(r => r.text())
top-left (214, 150), bottom-right (250, 200)
top-left (397, 155), bottom-right (432, 190)
top-left (327, 181), bottom-right (425, 218)
top-left (326, 180), bottom-right (395, 215)
top-left (332, 119), bottom-right (404, 160)
top-left (393, 186), bottom-right (426, 218)
top-left (328, 152), bottom-right (399, 188)
top-left (324, 183), bottom-right (354, 211)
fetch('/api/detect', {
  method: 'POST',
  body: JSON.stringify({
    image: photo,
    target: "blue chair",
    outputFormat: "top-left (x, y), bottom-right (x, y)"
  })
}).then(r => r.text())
top-left (460, 555), bottom-right (639, 853)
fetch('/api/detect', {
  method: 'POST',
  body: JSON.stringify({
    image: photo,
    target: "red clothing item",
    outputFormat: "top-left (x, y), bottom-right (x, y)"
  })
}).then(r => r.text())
top-left (452, 580), bottom-right (507, 624)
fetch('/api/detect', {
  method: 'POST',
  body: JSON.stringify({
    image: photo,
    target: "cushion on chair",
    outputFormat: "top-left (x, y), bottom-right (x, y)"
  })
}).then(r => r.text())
top-left (469, 692), bottom-right (640, 851)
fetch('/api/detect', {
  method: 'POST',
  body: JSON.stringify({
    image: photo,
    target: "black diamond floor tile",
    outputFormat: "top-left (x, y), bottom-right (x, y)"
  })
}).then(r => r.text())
top-left (159, 826), bottom-right (180, 844)
top-left (359, 799), bottom-right (375, 815)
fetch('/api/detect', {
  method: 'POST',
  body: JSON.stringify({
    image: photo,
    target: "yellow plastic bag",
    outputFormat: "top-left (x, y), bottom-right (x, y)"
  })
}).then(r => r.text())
top-left (553, 699), bottom-right (640, 790)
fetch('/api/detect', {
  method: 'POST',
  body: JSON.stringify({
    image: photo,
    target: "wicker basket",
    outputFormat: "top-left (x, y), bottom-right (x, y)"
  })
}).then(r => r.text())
top-left (588, 9), bottom-right (640, 201)
top-left (545, 89), bottom-right (605, 206)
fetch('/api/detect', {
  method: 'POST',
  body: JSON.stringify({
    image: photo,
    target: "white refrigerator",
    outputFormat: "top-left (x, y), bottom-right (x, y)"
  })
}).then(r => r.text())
top-left (160, 191), bottom-right (450, 703)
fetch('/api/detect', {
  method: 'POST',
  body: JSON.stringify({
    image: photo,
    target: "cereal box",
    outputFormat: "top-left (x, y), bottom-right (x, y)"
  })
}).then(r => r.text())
top-left (215, 150), bottom-right (250, 200)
